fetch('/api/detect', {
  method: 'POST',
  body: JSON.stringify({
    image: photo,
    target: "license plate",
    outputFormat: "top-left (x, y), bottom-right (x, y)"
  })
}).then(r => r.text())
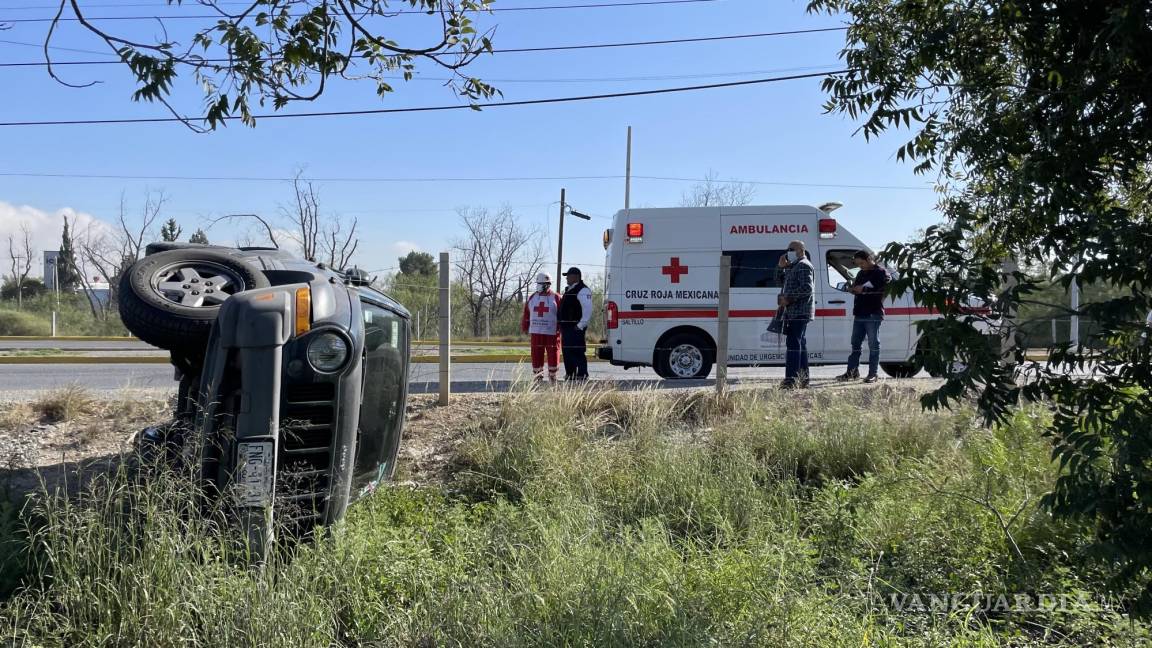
top-left (235, 441), bottom-right (275, 507)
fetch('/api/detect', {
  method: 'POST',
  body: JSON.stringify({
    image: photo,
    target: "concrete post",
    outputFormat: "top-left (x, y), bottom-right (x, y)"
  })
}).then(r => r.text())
top-left (716, 254), bottom-right (731, 395)
top-left (439, 252), bottom-right (451, 406)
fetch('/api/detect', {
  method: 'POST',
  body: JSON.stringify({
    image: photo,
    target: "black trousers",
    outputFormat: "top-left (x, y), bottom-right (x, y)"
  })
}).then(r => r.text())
top-left (560, 326), bottom-right (588, 379)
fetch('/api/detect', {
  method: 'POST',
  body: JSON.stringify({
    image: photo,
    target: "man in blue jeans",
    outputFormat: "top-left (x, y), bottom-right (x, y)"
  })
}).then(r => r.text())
top-left (837, 250), bottom-right (890, 383)
top-left (777, 240), bottom-right (815, 389)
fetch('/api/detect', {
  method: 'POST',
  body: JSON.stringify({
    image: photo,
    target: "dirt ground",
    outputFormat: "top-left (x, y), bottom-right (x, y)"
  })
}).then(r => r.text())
top-left (0, 390), bottom-right (505, 498)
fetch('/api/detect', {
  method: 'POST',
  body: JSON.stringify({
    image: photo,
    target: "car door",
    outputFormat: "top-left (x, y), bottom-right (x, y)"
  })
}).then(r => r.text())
top-left (819, 248), bottom-right (858, 359)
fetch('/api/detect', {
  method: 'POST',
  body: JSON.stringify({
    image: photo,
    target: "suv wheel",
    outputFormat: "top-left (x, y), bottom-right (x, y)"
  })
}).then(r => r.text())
top-left (119, 249), bottom-right (270, 352)
top-left (655, 333), bottom-right (714, 379)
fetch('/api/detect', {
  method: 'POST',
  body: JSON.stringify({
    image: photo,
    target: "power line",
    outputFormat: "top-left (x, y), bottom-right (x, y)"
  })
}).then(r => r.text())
top-left (0, 28), bottom-right (848, 69)
top-left (0, 70), bottom-right (847, 127)
top-left (0, 171), bottom-right (929, 191)
top-left (0, 0), bottom-right (720, 21)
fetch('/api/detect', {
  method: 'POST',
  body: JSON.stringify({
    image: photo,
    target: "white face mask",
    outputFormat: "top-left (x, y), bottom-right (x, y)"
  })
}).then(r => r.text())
top-left (537, 283), bottom-right (550, 292)
top-left (786, 250), bottom-right (800, 264)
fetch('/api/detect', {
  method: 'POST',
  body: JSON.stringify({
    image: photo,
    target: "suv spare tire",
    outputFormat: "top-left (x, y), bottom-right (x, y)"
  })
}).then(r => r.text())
top-left (119, 249), bottom-right (270, 351)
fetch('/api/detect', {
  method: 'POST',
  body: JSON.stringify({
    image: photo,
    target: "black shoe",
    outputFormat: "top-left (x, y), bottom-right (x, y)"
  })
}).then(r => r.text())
top-left (835, 371), bottom-right (859, 382)
top-left (862, 375), bottom-right (879, 384)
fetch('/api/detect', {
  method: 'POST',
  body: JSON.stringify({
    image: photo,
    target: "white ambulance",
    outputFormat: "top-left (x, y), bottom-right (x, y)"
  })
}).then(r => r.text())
top-left (596, 204), bottom-right (949, 379)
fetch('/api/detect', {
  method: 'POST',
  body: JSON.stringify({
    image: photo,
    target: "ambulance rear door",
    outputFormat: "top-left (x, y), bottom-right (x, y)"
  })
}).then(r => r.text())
top-left (720, 206), bottom-right (820, 366)
top-left (618, 209), bottom-right (720, 362)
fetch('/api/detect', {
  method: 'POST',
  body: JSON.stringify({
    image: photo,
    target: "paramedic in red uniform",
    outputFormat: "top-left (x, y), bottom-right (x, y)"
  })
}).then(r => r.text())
top-left (559, 266), bottom-right (593, 381)
top-left (521, 272), bottom-right (562, 382)
top-left (778, 240), bottom-right (815, 389)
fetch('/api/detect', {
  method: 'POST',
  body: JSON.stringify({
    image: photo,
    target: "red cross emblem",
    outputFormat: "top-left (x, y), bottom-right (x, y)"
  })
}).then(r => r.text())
top-left (533, 300), bottom-right (551, 317)
top-left (662, 257), bottom-right (688, 284)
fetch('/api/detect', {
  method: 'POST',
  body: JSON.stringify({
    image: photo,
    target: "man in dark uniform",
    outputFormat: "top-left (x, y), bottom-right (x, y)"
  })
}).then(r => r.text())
top-left (559, 266), bottom-right (593, 381)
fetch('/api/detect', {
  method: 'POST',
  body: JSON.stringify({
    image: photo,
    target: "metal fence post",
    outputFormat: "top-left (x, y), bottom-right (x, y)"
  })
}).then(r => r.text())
top-left (439, 252), bottom-right (451, 406)
top-left (716, 254), bottom-right (731, 396)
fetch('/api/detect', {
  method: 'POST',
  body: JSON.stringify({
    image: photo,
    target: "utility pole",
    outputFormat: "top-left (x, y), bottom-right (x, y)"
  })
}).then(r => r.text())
top-left (50, 257), bottom-right (60, 337)
top-left (625, 126), bottom-right (632, 210)
top-left (556, 187), bottom-right (566, 282)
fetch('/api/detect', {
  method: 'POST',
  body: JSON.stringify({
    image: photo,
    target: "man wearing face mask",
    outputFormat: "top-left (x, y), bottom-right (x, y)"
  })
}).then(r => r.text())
top-left (521, 272), bottom-right (562, 383)
top-left (777, 240), bottom-right (815, 389)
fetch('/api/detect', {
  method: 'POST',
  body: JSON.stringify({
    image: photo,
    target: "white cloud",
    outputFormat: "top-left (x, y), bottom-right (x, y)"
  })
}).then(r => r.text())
top-left (0, 201), bottom-right (110, 280)
top-left (391, 240), bottom-right (422, 257)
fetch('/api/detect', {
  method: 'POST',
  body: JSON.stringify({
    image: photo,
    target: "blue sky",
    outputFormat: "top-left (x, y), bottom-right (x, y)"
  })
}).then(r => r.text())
top-left (0, 0), bottom-right (940, 279)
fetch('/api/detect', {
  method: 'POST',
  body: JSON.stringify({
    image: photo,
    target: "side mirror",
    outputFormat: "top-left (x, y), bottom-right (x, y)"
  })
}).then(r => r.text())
top-left (836, 281), bottom-right (849, 292)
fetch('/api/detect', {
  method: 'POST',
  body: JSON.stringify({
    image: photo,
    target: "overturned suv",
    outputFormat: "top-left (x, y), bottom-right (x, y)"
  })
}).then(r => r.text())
top-left (121, 243), bottom-right (410, 547)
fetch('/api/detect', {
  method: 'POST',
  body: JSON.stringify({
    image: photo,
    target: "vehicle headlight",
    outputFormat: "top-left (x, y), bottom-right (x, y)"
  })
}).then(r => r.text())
top-left (306, 332), bottom-right (349, 372)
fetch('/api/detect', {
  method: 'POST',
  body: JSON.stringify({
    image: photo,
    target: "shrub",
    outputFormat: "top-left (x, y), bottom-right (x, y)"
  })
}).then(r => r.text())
top-left (0, 310), bottom-right (47, 336)
top-left (33, 385), bottom-right (94, 423)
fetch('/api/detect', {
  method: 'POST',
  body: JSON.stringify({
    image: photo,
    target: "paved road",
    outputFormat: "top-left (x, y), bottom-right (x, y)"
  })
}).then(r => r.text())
top-left (0, 361), bottom-right (894, 394)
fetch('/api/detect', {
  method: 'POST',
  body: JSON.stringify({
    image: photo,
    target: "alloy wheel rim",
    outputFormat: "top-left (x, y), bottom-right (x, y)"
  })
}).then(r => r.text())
top-left (150, 261), bottom-right (244, 308)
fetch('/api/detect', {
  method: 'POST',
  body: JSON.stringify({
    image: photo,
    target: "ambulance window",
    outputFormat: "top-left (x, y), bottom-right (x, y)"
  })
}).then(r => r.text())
top-left (825, 249), bottom-right (860, 288)
top-left (727, 249), bottom-right (787, 288)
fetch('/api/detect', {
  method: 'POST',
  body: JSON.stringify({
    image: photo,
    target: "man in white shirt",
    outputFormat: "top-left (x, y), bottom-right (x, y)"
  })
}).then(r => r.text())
top-left (559, 266), bottom-right (593, 381)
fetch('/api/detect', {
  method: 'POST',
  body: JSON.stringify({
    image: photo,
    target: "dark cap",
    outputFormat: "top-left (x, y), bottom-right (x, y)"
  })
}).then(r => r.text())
top-left (564, 266), bottom-right (582, 277)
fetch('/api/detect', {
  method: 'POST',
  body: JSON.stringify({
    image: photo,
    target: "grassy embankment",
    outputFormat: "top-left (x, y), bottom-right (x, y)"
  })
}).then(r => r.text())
top-left (0, 385), bottom-right (1147, 646)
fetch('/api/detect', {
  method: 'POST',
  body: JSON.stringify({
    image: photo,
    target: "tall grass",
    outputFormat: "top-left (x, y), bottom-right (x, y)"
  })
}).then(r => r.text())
top-left (1, 387), bottom-right (1147, 646)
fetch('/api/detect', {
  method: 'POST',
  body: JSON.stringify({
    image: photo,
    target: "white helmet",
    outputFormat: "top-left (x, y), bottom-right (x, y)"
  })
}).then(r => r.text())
top-left (535, 272), bottom-right (552, 284)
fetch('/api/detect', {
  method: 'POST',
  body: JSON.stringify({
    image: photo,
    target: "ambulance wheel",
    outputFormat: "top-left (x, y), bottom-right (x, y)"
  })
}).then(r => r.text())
top-left (655, 332), bottom-right (714, 379)
top-left (880, 362), bottom-right (921, 379)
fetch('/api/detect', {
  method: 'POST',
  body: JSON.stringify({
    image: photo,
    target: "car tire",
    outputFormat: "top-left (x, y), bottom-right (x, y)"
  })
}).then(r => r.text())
top-left (880, 361), bottom-right (921, 379)
top-left (118, 249), bottom-right (270, 352)
top-left (654, 332), bottom-right (714, 379)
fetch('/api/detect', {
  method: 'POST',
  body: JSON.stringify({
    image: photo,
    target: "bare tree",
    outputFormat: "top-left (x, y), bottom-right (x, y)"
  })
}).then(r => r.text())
top-left (452, 207), bottom-right (546, 337)
top-left (74, 190), bottom-right (166, 319)
top-left (680, 170), bottom-right (757, 207)
top-left (212, 171), bottom-right (359, 268)
top-left (6, 223), bottom-right (35, 309)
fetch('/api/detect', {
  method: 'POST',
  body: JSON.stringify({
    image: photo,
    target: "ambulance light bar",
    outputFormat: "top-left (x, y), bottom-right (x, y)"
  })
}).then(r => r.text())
top-left (818, 218), bottom-right (837, 239)
top-left (626, 222), bottom-right (644, 243)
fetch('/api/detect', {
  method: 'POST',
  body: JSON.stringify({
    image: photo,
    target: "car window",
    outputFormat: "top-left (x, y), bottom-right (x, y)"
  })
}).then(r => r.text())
top-left (824, 249), bottom-right (860, 289)
top-left (355, 300), bottom-right (408, 481)
top-left (726, 249), bottom-right (786, 288)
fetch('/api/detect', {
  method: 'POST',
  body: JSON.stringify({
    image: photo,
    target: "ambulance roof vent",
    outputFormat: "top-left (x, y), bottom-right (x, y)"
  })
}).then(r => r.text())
top-left (819, 202), bottom-right (843, 213)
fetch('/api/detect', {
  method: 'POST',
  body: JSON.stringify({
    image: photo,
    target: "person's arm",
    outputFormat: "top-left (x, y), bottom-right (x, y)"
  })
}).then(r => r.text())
top-left (866, 267), bottom-right (889, 294)
top-left (577, 287), bottom-right (593, 330)
top-left (521, 301), bottom-right (530, 334)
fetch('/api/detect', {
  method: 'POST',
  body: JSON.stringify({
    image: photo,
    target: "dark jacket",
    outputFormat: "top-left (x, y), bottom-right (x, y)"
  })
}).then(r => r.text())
top-left (852, 265), bottom-right (890, 317)
top-left (559, 281), bottom-right (590, 328)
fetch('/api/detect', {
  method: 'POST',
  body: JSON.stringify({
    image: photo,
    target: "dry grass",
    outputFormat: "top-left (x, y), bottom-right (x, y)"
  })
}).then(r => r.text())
top-left (31, 385), bottom-right (95, 424)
